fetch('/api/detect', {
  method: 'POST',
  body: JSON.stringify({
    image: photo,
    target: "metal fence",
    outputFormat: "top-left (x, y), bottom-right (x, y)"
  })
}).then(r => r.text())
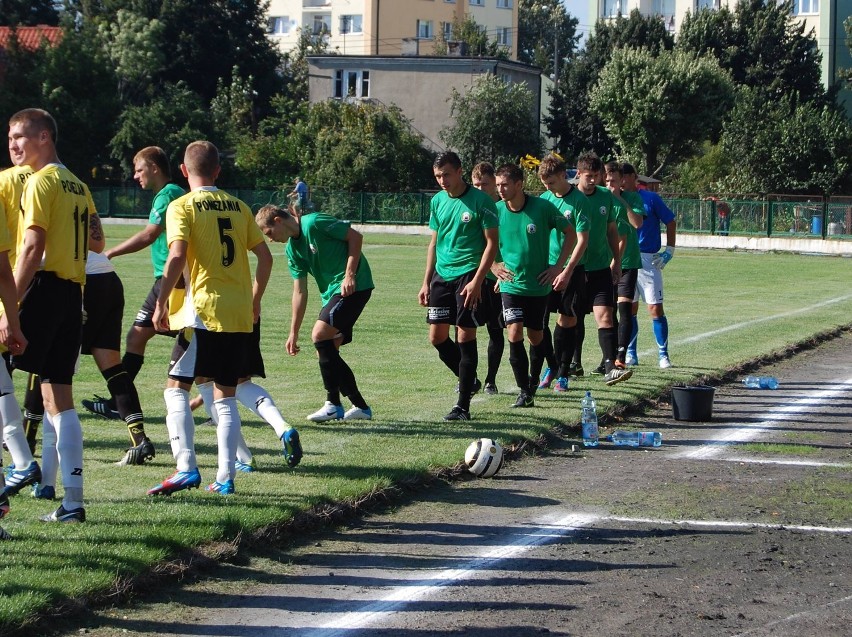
top-left (91, 186), bottom-right (852, 239)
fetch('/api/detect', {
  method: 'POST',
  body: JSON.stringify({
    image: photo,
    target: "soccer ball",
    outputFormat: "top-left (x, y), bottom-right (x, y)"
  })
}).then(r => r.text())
top-left (464, 438), bottom-right (504, 478)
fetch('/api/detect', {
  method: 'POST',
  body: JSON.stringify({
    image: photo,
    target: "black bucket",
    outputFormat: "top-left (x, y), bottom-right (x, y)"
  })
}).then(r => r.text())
top-left (671, 385), bottom-right (715, 421)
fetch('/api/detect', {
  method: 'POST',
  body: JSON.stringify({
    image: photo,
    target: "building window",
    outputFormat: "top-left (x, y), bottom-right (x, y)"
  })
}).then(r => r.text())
top-left (334, 70), bottom-right (370, 99)
top-left (695, 0), bottom-right (718, 8)
top-left (497, 0), bottom-right (512, 8)
top-left (469, 0), bottom-right (484, 6)
top-left (603, 0), bottom-right (621, 17)
top-left (312, 14), bottom-right (331, 35)
top-left (442, 21), bottom-right (453, 41)
top-left (417, 19), bottom-right (433, 39)
top-left (267, 16), bottom-right (291, 35)
top-left (793, 0), bottom-right (818, 13)
top-left (496, 27), bottom-right (511, 47)
top-left (340, 14), bottom-right (363, 34)
top-left (653, 0), bottom-right (675, 16)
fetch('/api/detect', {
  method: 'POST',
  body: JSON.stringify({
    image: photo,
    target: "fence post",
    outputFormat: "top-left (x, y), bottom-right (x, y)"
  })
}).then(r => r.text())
top-left (361, 192), bottom-right (366, 224)
top-left (822, 199), bottom-right (828, 239)
top-left (709, 199), bottom-right (716, 235)
top-left (766, 200), bottom-right (772, 238)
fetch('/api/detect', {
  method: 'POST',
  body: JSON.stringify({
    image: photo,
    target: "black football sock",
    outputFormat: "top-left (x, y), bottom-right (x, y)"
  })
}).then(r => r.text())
top-left (23, 373), bottom-right (43, 455)
top-left (541, 323), bottom-right (556, 370)
top-left (573, 318), bottom-right (585, 366)
top-left (485, 324), bottom-right (504, 385)
top-left (508, 340), bottom-right (530, 394)
top-left (315, 339), bottom-right (342, 405)
top-left (434, 337), bottom-right (461, 377)
top-left (598, 327), bottom-right (617, 373)
top-left (617, 301), bottom-right (633, 363)
top-left (529, 340), bottom-right (548, 387)
top-left (457, 340), bottom-right (478, 411)
top-left (103, 364), bottom-right (146, 446)
top-left (337, 356), bottom-right (368, 410)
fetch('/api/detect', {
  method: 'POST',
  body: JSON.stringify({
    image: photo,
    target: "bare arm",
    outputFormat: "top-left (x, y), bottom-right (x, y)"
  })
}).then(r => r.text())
top-left (152, 240), bottom-right (187, 332)
top-left (418, 231), bottom-right (438, 307)
top-left (286, 277), bottom-right (308, 356)
top-left (88, 212), bottom-right (105, 253)
top-left (606, 221), bottom-right (622, 283)
top-left (665, 219), bottom-right (677, 247)
top-left (614, 192), bottom-right (643, 229)
top-left (0, 252), bottom-right (26, 352)
top-left (14, 226), bottom-right (46, 300)
top-left (105, 223), bottom-right (163, 259)
top-left (250, 241), bottom-right (273, 322)
top-left (341, 227), bottom-right (363, 297)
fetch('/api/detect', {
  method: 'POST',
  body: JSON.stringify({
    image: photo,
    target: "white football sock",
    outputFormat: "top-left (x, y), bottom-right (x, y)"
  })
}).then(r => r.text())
top-left (196, 381), bottom-right (218, 424)
top-left (53, 409), bottom-right (84, 510)
top-left (214, 397), bottom-right (240, 483)
top-left (236, 381), bottom-right (289, 438)
top-left (236, 431), bottom-right (253, 466)
top-left (1, 392), bottom-right (35, 469)
top-left (40, 412), bottom-right (58, 488)
top-left (164, 387), bottom-right (196, 472)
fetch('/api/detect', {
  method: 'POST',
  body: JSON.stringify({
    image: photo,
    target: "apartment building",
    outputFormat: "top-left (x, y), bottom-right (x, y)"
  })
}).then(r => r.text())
top-left (266, 0), bottom-right (519, 59)
top-left (587, 0), bottom-right (852, 117)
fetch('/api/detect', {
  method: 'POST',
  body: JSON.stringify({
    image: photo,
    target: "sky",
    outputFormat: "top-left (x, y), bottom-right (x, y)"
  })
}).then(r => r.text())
top-left (565, 0), bottom-right (592, 44)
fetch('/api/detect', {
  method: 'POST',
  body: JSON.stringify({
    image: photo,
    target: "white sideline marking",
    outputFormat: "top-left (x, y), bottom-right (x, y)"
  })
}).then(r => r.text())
top-left (722, 456), bottom-right (852, 468)
top-left (731, 594), bottom-right (852, 637)
top-left (672, 378), bottom-right (852, 460)
top-left (605, 516), bottom-right (852, 534)
top-left (638, 292), bottom-right (852, 358)
top-left (304, 512), bottom-right (600, 637)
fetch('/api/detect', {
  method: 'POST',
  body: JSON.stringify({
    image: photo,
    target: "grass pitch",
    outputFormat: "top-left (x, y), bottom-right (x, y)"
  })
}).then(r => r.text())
top-left (1, 226), bottom-right (851, 632)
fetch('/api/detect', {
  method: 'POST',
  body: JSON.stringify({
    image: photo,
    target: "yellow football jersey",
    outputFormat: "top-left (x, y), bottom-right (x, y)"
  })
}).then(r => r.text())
top-left (0, 165), bottom-right (34, 268)
top-left (166, 187), bottom-right (264, 332)
top-left (20, 164), bottom-right (94, 284)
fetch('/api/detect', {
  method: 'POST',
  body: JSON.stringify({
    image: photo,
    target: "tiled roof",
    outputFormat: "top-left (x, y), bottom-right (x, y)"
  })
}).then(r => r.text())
top-left (0, 26), bottom-right (63, 51)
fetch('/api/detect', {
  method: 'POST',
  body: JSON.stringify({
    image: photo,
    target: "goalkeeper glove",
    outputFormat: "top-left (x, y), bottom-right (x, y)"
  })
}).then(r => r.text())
top-left (651, 246), bottom-right (674, 270)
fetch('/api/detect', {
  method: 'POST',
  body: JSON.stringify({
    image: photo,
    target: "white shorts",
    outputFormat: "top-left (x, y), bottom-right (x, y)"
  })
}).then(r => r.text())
top-left (168, 328), bottom-right (198, 381)
top-left (634, 253), bottom-right (664, 305)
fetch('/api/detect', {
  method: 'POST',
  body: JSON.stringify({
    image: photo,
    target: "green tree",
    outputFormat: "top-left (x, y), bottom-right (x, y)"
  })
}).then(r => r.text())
top-left (678, 1), bottom-right (824, 105)
top-left (546, 9), bottom-right (674, 162)
top-left (843, 16), bottom-right (852, 87)
top-left (518, 0), bottom-right (579, 76)
top-left (97, 8), bottom-right (164, 104)
top-left (440, 73), bottom-right (542, 170)
top-left (590, 48), bottom-right (734, 176)
top-left (719, 88), bottom-right (852, 195)
top-left (0, 0), bottom-right (59, 25)
top-left (434, 14), bottom-right (505, 58)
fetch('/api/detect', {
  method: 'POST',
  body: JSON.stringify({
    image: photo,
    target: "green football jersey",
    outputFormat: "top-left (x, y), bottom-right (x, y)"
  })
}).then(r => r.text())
top-left (429, 185), bottom-right (498, 281)
top-left (286, 212), bottom-right (374, 306)
top-left (540, 187), bottom-right (591, 264)
top-left (497, 195), bottom-right (569, 297)
top-left (150, 183), bottom-right (185, 278)
top-left (582, 186), bottom-right (617, 272)
top-left (616, 190), bottom-right (644, 270)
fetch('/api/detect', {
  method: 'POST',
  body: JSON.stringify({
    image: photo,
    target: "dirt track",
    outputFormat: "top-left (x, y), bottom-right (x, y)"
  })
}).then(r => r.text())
top-left (59, 335), bottom-right (852, 637)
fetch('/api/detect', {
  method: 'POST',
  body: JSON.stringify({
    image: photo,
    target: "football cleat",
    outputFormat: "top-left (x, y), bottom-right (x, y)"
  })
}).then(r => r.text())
top-left (538, 367), bottom-right (554, 389)
top-left (3, 461), bottom-right (42, 497)
top-left (443, 405), bottom-right (470, 421)
top-left (604, 367), bottom-right (633, 386)
top-left (511, 392), bottom-right (535, 408)
top-left (0, 526), bottom-right (9, 540)
top-left (567, 363), bottom-right (584, 377)
top-left (659, 355), bottom-right (672, 369)
top-left (206, 480), bottom-right (235, 495)
top-left (147, 468), bottom-right (202, 496)
top-left (484, 382), bottom-right (498, 395)
top-left (553, 377), bottom-right (569, 393)
top-left (591, 362), bottom-right (606, 375)
top-left (0, 493), bottom-right (8, 519)
top-left (235, 459), bottom-right (256, 473)
top-left (281, 428), bottom-right (303, 468)
top-left (115, 438), bottom-right (156, 466)
top-left (41, 504), bottom-right (86, 523)
top-left (32, 484), bottom-right (56, 500)
top-left (81, 394), bottom-right (121, 420)
top-left (625, 352), bottom-right (639, 367)
top-left (306, 401), bottom-right (344, 423)
top-left (343, 406), bottom-right (372, 421)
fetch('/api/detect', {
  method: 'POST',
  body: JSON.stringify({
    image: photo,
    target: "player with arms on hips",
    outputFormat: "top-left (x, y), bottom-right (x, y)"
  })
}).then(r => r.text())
top-left (4, 108), bottom-right (100, 522)
top-left (621, 163), bottom-right (676, 369)
top-left (148, 141), bottom-right (273, 496)
top-left (419, 152), bottom-right (499, 421)
top-left (492, 163), bottom-right (576, 408)
top-left (83, 146), bottom-right (186, 419)
top-left (255, 201), bottom-right (374, 422)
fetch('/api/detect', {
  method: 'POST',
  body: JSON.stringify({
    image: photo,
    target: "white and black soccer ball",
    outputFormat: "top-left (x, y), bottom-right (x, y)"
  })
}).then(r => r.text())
top-left (464, 438), bottom-right (504, 478)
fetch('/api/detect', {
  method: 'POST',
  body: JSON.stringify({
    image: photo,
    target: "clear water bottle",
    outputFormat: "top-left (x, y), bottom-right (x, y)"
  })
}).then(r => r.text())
top-left (607, 431), bottom-right (662, 447)
top-left (742, 376), bottom-right (779, 389)
top-left (581, 391), bottom-right (599, 447)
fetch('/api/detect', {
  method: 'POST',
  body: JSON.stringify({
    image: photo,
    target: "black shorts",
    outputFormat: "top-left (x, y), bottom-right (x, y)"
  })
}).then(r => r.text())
top-left (318, 288), bottom-right (372, 346)
top-left (82, 272), bottom-right (123, 355)
top-left (548, 264), bottom-right (586, 318)
top-left (483, 280), bottom-right (505, 330)
top-left (616, 268), bottom-right (638, 301)
top-left (12, 272), bottom-right (82, 384)
top-left (135, 277), bottom-right (178, 336)
top-left (585, 267), bottom-right (615, 310)
top-left (245, 320), bottom-right (266, 378)
top-left (501, 293), bottom-right (549, 330)
top-left (427, 270), bottom-right (487, 329)
top-left (194, 329), bottom-right (251, 388)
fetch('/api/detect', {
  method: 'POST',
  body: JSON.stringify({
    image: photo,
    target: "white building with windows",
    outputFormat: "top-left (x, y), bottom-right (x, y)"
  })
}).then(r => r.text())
top-left (266, 0), bottom-right (519, 58)
top-left (587, 0), bottom-right (852, 118)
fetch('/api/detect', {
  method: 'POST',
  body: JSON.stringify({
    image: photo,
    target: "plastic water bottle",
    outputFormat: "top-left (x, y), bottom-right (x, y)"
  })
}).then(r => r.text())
top-left (742, 376), bottom-right (779, 389)
top-left (607, 431), bottom-right (662, 447)
top-left (581, 391), bottom-right (599, 447)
